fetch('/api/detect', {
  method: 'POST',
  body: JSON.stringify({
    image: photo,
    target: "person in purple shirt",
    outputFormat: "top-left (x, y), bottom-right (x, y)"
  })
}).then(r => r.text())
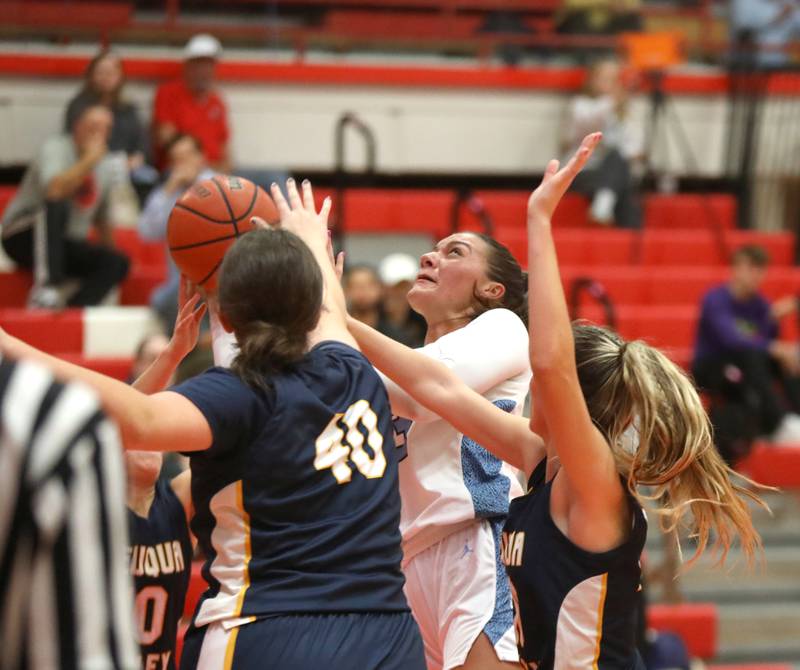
top-left (693, 245), bottom-right (800, 445)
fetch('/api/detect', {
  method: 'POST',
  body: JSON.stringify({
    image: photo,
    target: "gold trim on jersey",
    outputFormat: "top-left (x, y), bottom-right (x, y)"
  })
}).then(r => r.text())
top-left (591, 573), bottom-right (609, 669)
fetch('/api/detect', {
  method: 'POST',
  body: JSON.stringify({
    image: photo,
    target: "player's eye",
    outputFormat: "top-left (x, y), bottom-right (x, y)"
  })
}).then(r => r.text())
top-left (448, 247), bottom-right (462, 256)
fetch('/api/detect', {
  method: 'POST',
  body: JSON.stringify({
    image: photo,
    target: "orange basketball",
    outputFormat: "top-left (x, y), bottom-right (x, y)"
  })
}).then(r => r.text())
top-left (167, 175), bottom-right (279, 291)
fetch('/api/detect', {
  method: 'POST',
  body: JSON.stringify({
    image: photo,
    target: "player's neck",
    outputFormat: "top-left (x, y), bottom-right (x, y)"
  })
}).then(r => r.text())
top-left (128, 484), bottom-right (156, 519)
top-left (424, 316), bottom-right (472, 344)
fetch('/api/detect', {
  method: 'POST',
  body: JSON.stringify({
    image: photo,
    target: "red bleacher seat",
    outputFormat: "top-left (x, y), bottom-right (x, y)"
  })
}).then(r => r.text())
top-left (641, 230), bottom-right (794, 267)
top-left (726, 230), bottom-right (796, 266)
top-left (641, 230), bottom-right (727, 266)
top-left (645, 194), bottom-right (736, 231)
top-left (112, 229), bottom-right (167, 270)
top-left (324, 9), bottom-right (484, 39)
top-left (0, 308), bottom-right (83, 354)
top-left (183, 561), bottom-right (208, 620)
top-left (0, 271), bottom-right (32, 308)
top-left (343, 189), bottom-right (451, 238)
top-left (120, 267), bottom-right (168, 307)
top-left (175, 621), bottom-right (189, 668)
top-left (576, 304), bottom-right (698, 350)
top-left (648, 603), bottom-right (718, 659)
top-left (737, 442), bottom-right (800, 488)
top-left (59, 354), bottom-right (132, 380)
top-left (0, 186), bottom-right (17, 218)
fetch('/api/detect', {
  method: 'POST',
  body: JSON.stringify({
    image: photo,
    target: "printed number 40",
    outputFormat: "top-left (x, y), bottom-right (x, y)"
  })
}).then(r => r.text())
top-left (314, 399), bottom-right (387, 484)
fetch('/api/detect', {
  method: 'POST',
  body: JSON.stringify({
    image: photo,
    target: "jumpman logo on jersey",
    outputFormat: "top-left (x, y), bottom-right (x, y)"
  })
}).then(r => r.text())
top-left (459, 542), bottom-right (474, 560)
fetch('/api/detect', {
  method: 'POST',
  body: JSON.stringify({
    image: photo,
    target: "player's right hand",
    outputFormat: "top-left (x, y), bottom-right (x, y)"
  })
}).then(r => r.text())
top-left (262, 178), bottom-right (332, 251)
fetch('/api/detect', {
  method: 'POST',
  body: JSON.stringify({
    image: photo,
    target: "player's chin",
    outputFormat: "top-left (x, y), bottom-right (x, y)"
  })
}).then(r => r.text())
top-left (406, 283), bottom-right (437, 313)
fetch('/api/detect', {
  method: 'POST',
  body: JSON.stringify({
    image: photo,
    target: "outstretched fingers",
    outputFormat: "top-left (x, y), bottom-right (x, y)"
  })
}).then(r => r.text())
top-left (286, 178), bottom-right (303, 211)
top-left (270, 182), bottom-right (291, 219)
top-left (563, 132), bottom-right (601, 178)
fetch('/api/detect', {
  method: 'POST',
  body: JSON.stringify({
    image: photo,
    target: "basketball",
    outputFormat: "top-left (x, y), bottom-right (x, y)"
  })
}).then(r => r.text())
top-left (167, 175), bottom-right (279, 290)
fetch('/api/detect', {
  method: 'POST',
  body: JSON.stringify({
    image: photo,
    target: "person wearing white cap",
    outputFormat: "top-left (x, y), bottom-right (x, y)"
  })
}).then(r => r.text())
top-left (380, 252), bottom-right (427, 348)
top-left (152, 33), bottom-right (231, 173)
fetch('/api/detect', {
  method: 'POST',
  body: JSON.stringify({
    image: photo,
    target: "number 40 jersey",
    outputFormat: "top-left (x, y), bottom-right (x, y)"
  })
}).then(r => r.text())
top-left (128, 479), bottom-right (192, 670)
top-left (171, 341), bottom-right (409, 628)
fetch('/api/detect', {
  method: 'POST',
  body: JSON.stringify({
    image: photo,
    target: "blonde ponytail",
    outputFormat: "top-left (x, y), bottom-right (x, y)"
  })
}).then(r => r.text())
top-left (573, 324), bottom-right (767, 569)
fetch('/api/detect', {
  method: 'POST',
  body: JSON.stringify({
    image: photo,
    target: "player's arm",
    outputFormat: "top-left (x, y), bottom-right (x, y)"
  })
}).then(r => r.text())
top-left (378, 308), bottom-right (529, 424)
top-left (349, 317), bottom-right (544, 474)
top-left (526, 133), bottom-right (625, 513)
top-left (263, 179), bottom-right (356, 348)
top-left (0, 332), bottom-right (212, 453)
top-left (133, 280), bottom-right (207, 394)
top-left (170, 469), bottom-right (194, 524)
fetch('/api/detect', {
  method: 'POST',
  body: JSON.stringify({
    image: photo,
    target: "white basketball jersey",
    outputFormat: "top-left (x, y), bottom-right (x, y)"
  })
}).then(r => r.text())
top-left (381, 308), bottom-right (532, 562)
top-left (210, 310), bottom-right (237, 368)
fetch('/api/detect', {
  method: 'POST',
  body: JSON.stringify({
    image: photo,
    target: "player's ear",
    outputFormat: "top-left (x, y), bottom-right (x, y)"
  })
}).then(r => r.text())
top-left (479, 280), bottom-right (505, 301)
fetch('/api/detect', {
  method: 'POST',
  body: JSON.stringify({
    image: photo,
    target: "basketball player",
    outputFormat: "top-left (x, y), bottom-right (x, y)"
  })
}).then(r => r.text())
top-left (368, 232), bottom-right (531, 670)
top-left (344, 133), bottom-right (763, 669)
top-left (126, 452), bottom-right (192, 670)
top-left (268, 184), bottom-right (533, 670)
top-left (125, 281), bottom-right (204, 670)
top-left (0, 180), bottom-right (426, 670)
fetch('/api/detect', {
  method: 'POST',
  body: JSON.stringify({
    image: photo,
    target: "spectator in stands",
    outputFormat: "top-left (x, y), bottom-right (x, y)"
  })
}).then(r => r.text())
top-left (65, 49), bottom-right (147, 172)
top-left (693, 245), bottom-right (800, 444)
top-left (152, 34), bottom-right (231, 174)
top-left (379, 252), bottom-right (426, 348)
top-left (556, 0), bottom-right (642, 40)
top-left (731, 0), bottom-right (800, 69)
top-left (129, 331), bottom-right (172, 382)
top-left (561, 57), bottom-right (643, 229)
top-left (139, 134), bottom-right (214, 330)
top-left (1, 104), bottom-right (130, 309)
top-left (343, 263), bottom-right (406, 343)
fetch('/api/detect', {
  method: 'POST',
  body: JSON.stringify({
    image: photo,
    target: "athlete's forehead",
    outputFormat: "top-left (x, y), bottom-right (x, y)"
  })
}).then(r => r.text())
top-left (434, 233), bottom-right (479, 252)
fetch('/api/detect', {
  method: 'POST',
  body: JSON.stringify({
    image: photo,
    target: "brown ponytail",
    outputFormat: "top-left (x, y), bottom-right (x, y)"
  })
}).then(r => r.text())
top-left (573, 323), bottom-right (766, 568)
top-left (471, 233), bottom-right (529, 327)
top-left (218, 228), bottom-right (323, 390)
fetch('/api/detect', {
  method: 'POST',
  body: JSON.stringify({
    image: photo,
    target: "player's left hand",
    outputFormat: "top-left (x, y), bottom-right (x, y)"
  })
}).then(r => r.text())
top-left (528, 132), bottom-right (601, 224)
top-left (254, 179), bottom-right (331, 252)
top-left (327, 231), bottom-right (345, 282)
top-left (169, 277), bottom-right (207, 361)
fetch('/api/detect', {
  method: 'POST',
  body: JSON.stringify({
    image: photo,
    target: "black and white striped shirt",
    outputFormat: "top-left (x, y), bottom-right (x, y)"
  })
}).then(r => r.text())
top-left (0, 357), bottom-right (139, 669)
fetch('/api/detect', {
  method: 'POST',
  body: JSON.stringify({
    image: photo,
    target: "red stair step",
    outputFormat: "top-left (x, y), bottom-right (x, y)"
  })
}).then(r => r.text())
top-left (737, 442), bottom-right (800, 488)
top-left (183, 561), bottom-right (207, 620)
top-left (0, 308), bottom-right (83, 354)
top-left (647, 602), bottom-right (718, 659)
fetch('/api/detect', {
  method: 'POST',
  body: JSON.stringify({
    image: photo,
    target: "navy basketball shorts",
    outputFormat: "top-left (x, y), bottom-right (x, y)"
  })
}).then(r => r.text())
top-left (180, 612), bottom-right (426, 669)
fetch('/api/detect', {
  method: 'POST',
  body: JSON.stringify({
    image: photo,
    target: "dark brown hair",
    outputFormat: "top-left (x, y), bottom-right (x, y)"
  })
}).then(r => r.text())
top-left (218, 228), bottom-right (323, 389)
top-left (82, 49), bottom-right (125, 104)
top-left (731, 244), bottom-right (769, 268)
top-left (471, 233), bottom-right (529, 327)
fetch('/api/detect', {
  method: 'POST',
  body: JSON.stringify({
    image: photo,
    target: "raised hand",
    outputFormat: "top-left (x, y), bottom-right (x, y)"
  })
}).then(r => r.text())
top-left (527, 132), bottom-right (601, 224)
top-left (169, 277), bottom-right (207, 361)
top-left (253, 179), bottom-right (331, 252)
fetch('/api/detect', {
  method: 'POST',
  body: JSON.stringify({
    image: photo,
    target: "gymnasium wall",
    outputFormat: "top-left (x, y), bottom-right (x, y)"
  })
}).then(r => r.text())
top-left (0, 52), bottom-right (738, 176)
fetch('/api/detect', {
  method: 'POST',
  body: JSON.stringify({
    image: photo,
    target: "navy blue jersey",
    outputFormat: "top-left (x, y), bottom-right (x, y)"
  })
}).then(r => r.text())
top-left (502, 460), bottom-right (647, 670)
top-left (128, 478), bottom-right (192, 670)
top-left (172, 341), bottom-right (409, 627)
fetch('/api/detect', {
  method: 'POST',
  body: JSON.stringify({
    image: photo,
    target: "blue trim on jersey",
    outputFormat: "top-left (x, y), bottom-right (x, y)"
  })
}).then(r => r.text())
top-left (459, 399), bottom-right (516, 519)
top-left (484, 517), bottom-right (515, 646)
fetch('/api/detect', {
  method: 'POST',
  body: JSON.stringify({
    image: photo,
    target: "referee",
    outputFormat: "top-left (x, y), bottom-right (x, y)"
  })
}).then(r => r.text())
top-left (0, 356), bottom-right (138, 669)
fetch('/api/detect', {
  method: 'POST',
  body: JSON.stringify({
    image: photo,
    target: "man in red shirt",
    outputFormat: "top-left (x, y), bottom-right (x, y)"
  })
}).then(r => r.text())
top-left (152, 34), bottom-right (231, 173)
